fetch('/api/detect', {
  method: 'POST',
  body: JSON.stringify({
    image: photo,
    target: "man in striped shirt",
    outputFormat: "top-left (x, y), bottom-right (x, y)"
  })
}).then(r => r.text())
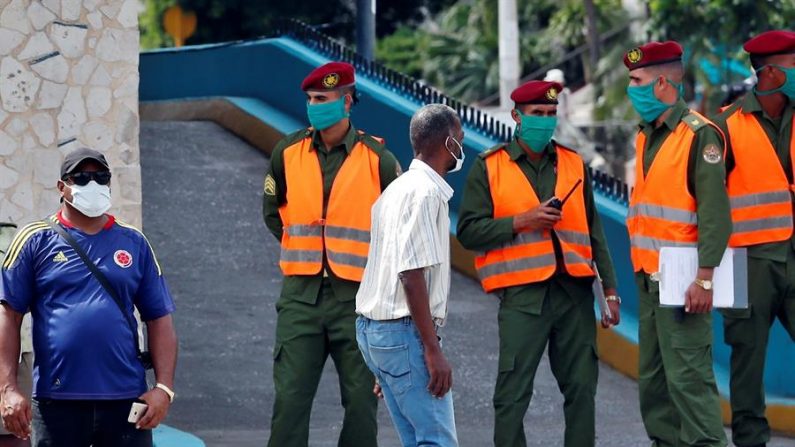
top-left (355, 104), bottom-right (464, 447)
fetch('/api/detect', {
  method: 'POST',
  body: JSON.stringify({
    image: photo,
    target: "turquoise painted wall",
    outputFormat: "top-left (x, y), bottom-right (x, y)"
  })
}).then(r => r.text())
top-left (139, 37), bottom-right (794, 403)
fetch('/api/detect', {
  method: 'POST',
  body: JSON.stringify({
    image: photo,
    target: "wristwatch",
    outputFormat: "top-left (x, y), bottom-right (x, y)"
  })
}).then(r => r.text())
top-left (605, 295), bottom-right (621, 304)
top-left (694, 278), bottom-right (713, 290)
top-left (155, 383), bottom-right (175, 403)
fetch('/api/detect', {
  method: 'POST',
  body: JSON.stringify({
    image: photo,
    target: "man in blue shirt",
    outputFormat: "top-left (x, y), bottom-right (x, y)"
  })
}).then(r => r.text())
top-left (0, 148), bottom-right (178, 447)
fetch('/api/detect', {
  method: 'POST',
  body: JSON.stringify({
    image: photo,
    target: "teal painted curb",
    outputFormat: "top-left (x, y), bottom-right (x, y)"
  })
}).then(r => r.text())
top-left (154, 425), bottom-right (205, 447)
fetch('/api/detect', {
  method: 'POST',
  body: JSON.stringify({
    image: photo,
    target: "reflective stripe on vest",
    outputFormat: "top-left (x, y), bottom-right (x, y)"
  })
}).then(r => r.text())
top-left (278, 132), bottom-right (382, 281)
top-left (725, 110), bottom-right (794, 246)
top-left (325, 225), bottom-right (371, 243)
top-left (327, 249), bottom-right (368, 269)
top-left (733, 216), bottom-right (792, 234)
top-left (474, 144), bottom-right (594, 293)
top-left (477, 250), bottom-right (556, 280)
top-left (626, 112), bottom-right (716, 273)
top-left (627, 203), bottom-right (697, 225)
top-left (556, 229), bottom-right (592, 248)
top-left (286, 224), bottom-right (371, 242)
top-left (629, 235), bottom-right (697, 252)
top-left (285, 224), bottom-right (323, 237)
top-left (280, 247), bottom-right (323, 263)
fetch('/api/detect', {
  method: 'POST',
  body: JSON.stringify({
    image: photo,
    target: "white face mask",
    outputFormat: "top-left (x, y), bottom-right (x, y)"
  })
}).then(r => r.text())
top-left (446, 136), bottom-right (465, 173)
top-left (65, 181), bottom-right (111, 218)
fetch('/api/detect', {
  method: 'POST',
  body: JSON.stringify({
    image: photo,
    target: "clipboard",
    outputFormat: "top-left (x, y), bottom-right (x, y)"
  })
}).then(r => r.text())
top-left (658, 247), bottom-right (748, 309)
top-left (592, 262), bottom-right (611, 320)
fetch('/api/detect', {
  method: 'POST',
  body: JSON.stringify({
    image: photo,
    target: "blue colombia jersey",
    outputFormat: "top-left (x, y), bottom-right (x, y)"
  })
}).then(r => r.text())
top-left (0, 212), bottom-right (175, 400)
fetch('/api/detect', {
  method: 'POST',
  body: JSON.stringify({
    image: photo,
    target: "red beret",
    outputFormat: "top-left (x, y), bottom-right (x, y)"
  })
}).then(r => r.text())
top-left (301, 62), bottom-right (355, 91)
top-left (743, 30), bottom-right (795, 56)
top-left (623, 41), bottom-right (683, 70)
top-left (511, 81), bottom-right (562, 105)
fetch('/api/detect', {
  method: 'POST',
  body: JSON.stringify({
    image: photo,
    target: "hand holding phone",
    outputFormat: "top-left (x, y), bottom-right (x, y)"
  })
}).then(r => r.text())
top-left (128, 401), bottom-right (149, 424)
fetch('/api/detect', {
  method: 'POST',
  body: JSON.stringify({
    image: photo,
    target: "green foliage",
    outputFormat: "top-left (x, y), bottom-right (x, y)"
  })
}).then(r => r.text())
top-left (644, 0), bottom-right (795, 110)
top-left (139, 0), bottom-right (176, 49)
top-left (377, 0), bottom-right (559, 102)
top-left (648, 0), bottom-right (795, 47)
top-left (544, 0), bottom-right (625, 48)
top-left (420, 0), bottom-right (501, 101)
top-left (376, 0), bottom-right (628, 103)
top-left (376, 27), bottom-right (430, 78)
top-left (139, 0), bottom-right (457, 49)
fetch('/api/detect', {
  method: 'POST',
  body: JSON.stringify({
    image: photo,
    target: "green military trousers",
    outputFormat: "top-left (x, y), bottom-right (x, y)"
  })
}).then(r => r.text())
top-left (268, 279), bottom-right (377, 447)
top-left (493, 280), bottom-right (599, 447)
top-left (636, 273), bottom-right (727, 447)
top-left (722, 250), bottom-right (795, 447)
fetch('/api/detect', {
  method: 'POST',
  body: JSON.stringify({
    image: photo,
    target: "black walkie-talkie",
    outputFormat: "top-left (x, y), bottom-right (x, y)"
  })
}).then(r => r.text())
top-left (548, 179), bottom-right (583, 210)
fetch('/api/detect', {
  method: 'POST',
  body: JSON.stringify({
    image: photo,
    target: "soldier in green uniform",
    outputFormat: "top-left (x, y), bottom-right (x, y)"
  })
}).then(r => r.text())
top-left (623, 41), bottom-right (730, 447)
top-left (713, 30), bottom-right (795, 447)
top-left (262, 62), bottom-right (401, 447)
top-left (457, 80), bottom-right (621, 447)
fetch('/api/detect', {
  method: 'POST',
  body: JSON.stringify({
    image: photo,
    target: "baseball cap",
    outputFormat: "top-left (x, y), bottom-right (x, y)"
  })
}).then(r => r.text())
top-left (60, 147), bottom-right (110, 179)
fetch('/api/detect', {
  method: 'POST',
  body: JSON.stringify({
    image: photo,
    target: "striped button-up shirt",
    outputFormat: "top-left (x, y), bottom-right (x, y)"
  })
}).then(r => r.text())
top-left (356, 159), bottom-right (453, 326)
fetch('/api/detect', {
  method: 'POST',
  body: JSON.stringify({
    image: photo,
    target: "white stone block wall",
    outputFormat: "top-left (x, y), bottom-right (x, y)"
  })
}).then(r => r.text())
top-left (0, 0), bottom-right (142, 229)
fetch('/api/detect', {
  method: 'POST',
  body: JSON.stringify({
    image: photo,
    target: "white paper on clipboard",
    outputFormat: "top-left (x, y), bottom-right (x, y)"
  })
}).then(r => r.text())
top-left (591, 263), bottom-right (611, 320)
top-left (658, 247), bottom-right (748, 309)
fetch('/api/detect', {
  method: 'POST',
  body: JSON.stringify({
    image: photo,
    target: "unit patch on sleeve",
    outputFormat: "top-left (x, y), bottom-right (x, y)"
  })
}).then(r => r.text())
top-left (702, 144), bottom-right (722, 164)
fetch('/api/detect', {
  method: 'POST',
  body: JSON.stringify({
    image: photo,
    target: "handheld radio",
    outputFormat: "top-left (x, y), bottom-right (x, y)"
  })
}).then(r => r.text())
top-left (547, 179), bottom-right (583, 210)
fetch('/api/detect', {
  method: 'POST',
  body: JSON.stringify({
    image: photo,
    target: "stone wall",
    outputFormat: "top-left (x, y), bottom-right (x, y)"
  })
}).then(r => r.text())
top-left (0, 0), bottom-right (141, 228)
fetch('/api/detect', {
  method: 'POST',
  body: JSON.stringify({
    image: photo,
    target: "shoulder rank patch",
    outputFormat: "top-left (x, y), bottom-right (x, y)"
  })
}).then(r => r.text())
top-left (264, 174), bottom-right (276, 196)
top-left (702, 144), bottom-right (722, 164)
top-left (682, 113), bottom-right (708, 132)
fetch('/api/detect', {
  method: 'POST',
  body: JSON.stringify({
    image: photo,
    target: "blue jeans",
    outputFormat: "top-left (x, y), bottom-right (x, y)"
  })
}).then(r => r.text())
top-left (356, 316), bottom-right (458, 447)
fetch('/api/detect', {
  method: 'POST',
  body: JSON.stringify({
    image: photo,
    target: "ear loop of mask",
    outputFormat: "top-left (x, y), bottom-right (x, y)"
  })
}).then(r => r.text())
top-left (753, 64), bottom-right (791, 96)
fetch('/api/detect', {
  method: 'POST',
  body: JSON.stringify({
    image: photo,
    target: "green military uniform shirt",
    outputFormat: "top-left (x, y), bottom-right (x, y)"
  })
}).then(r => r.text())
top-left (457, 138), bottom-right (617, 315)
top-left (714, 93), bottom-right (795, 261)
top-left (262, 125), bottom-right (401, 303)
top-left (639, 99), bottom-right (732, 268)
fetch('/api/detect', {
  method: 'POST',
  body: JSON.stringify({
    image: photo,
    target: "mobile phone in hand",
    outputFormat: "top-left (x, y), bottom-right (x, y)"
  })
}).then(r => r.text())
top-left (128, 401), bottom-right (148, 424)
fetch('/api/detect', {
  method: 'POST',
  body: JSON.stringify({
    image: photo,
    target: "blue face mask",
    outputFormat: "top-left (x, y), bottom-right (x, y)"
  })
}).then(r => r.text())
top-left (307, 96), bottom-right (349, 130)
top-left (754, 65), bottom-right (795, 99)
top-left (515, 112), bottom-right (557, 153)
top-left (626, 79), bottom-right (683, 123)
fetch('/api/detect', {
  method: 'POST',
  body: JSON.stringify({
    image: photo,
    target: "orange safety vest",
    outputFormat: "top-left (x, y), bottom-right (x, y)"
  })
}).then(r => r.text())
top-left (725, 109), bottom-right (794, 247)
top-left (474, 144), bottom-right (594, 293)
top-left (626, 111), bottom-right (718, 273)
top-left (278, 131), bottom-right (382, 282)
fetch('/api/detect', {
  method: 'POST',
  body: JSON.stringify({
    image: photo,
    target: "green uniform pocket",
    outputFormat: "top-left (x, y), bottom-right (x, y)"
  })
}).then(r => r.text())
top-left (498, 353), bottom-right (515, 373)
top-left (721, 305), bottom-right (754, 346)
top-left (719, 306), bottom-right (752, 320)
top-left (668, 317), bottom-right (714, 386)
top-left (369, 344), bottom-right (412, 395)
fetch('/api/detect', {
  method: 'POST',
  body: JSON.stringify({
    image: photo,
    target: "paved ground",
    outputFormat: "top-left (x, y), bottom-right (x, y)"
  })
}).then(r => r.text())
top-left (140, 121), bottom-right (793, 447)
